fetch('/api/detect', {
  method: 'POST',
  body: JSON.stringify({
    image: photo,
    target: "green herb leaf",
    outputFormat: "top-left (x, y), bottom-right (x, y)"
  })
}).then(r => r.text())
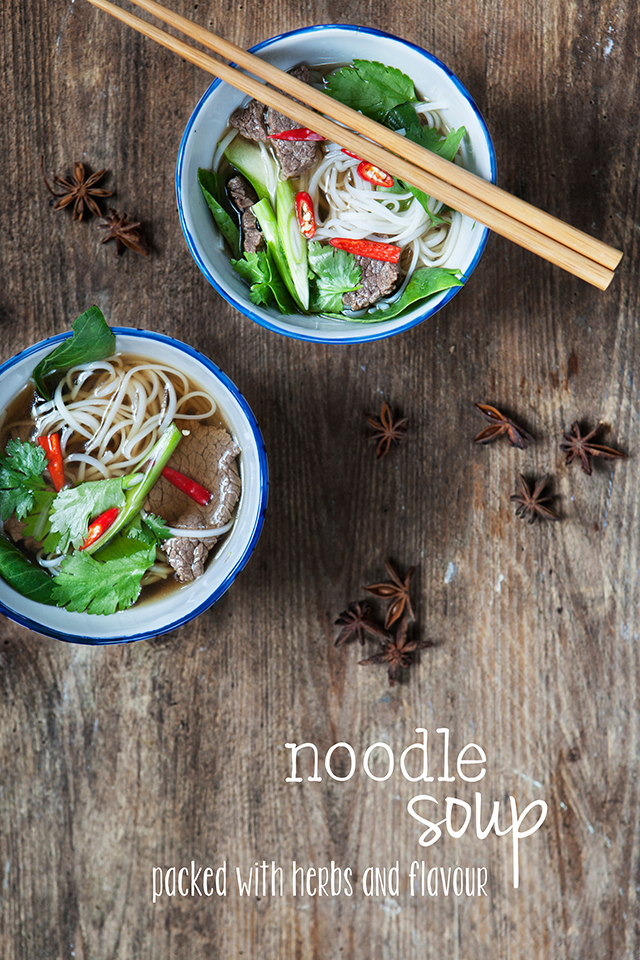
top-left (326, 60), bottom-right (416, 124)
top-left (122, 511), bottom-right (168, 548)
top-left (231, 249), bottom-right (296, 313)
top-left (404, 124), bottom-right (466, 162)
top-left (325, 60), bottom-right (466, 233)
top-left (308, 241), bottom-right (362, 313)
top-left (92, 525), bottom-right (156, 563)
top-left (198, 168), bottom-right (241, 258)
top-left (384, 100), bottom-right (422, 132)
top-left (401, 182), bottom-right (448, 225)
top-left (32, 306), bottom-right (116, 399)
top-left (48, 478), bottom-right (127, 553)
top-left (141, 512), bottom-right (171, 543)
top-left (0, 439), bottom-right (48, 521)
top-left (22, 489), bottom-right (57, 547)
top-left (354, 266), bottom-right (463, 322)
top-left (52, 537), bottom-right (157, 615)
top-left (0, 537), bottom-right (56, 604)
top-left (232, 251), bottom-right (273, 305)
top-left (82, 423), bottom-right (182, 555)
top-left (385, 108), bottom-right (466, 218)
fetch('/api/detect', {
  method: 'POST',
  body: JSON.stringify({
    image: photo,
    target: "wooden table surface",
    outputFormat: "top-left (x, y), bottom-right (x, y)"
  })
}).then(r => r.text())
top-left (1, 0), bottom-right (639, 957)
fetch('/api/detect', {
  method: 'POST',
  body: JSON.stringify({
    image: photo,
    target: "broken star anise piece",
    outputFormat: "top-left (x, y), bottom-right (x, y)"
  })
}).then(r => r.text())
top-left (365, 400), bottom-right (407, 459)
top-left (359, 615), bottom-right (433, 687)
top-left (511, 475), bottom-right (560, 524)
top-left (473, 403), bottom-right (534, 449)
top-left (365, 559), bottom-right (414, 629)
top-left (334, 602), bottom-right (388, 647)
top-left (98, 209), bottom-right (149, 256)
top-left (560, 421), bottom-right (627, 476)
top-left (40, 156), bottom-right (112, 221)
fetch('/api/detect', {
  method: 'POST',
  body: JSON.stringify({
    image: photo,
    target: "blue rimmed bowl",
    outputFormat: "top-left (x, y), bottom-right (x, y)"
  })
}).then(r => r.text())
top-left (176, 24), bottom-right (496, 344)
top-left (0, 327), bottom-right (268, 644)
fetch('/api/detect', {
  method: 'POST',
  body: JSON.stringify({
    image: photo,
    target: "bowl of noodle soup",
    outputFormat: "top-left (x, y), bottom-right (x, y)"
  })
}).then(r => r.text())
top-left (0, 327), bottom-right (267, 644)
top-left (177, 25), bottom-right (496, 343)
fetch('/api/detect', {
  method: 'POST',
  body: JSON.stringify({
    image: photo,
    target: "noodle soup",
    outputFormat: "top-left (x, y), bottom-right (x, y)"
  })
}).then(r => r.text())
top-left (1, 353), bottom-right (240, 594)
top-left (214, 63), bottom-right (466, 318)
top-left (177, 25), bottom-right (496, 342)
top-left (0, 328), bottom-right (267, 643)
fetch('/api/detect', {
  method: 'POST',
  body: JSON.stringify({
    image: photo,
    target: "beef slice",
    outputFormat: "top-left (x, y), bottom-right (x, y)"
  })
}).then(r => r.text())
top-left (145, 424), bottom-right (241, 583)
top-left (229, 98), bottom-right (268, 141)
top-left (342, 255), bottom-right (401, 310)
top-left (266, 65), bottom-right (318, 179)
top-left (229, 66), bottom-right (318, 180)
top-left (227, 175), bottom-right (264, 253)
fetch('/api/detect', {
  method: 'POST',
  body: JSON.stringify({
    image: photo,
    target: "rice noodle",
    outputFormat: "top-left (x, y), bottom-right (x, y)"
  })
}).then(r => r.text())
top-left (213, 127), bottom-right (239, 171)
top-left (32, 355), bottom-right (218, 485)
top-left (164, 520), bottom-right (234, 539)
top-left (304, 98), bottom-right (463, 282)
top-left (0, 355), bottom-right (240, 594)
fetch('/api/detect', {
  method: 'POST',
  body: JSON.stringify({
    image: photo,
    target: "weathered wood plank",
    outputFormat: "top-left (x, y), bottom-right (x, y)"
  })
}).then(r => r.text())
top-left (1, 0), bottom-right (639, 957)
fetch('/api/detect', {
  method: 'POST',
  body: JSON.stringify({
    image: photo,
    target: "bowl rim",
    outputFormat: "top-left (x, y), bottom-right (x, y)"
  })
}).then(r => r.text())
top-left (0, 326), bottom-right (269, 645)
top-left (176, 23), bottom-right (497, 344)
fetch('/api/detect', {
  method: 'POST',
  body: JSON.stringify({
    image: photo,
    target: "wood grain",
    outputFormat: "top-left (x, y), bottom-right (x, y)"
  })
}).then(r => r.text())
top-left (1, 0), bottom-right (639, 957)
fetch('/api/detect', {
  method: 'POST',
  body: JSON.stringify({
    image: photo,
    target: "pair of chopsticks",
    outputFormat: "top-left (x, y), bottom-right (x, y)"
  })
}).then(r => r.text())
top-left (85, 0), bottom-right (623, 290)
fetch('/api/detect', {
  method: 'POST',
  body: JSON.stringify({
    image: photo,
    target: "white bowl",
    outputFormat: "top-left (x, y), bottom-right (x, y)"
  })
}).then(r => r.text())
top-left (0, 328), bottom-right (268, 644)
top-left (176, 24), bottom-right (496, 344)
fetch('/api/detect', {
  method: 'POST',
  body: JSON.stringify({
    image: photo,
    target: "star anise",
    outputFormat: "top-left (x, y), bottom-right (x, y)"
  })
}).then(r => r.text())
top-left (359, 615), bottom-right (433, 686)
top-left (98, 209), bottom-right (149, 256)
top-left (365, 559), bottom-right (414, 629)
top-left (334, 602), bottom-right (388, 647)
top-left (365, 400), bottom-right (407, 459)
top-left (560, 421), bottom-right (627, 476)
top-left (510, 475), bottom-right (560, 523)
top-left (473, 403), bottom-right (534, 448)
top-left (40, 156), bottom-right (112, 220)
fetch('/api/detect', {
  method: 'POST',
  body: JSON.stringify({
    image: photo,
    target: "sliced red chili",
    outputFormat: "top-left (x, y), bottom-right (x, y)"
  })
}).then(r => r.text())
top-left (295, 191), bottom-right (316, 239)
top-left (161, 466), bottom-right (212, 507)
top-left (38, 433), bottom-right (65, 491)
top-left (357, 161), bottom-right (394, 188)
top-left (267, 128), bottom-right (325, 141)
top-left (329, 238), bottom-right (402, 263)
top-left (80, 507), bottom-right (119, 551)
top-left (340, 150), bottom-right (394, 188)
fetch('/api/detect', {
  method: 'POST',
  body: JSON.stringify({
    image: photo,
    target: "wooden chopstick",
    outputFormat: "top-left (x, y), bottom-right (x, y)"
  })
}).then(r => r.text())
top-left (126, 0), bottom-right (623, 277)
top-left (86, 0), bottom-right (622, 290)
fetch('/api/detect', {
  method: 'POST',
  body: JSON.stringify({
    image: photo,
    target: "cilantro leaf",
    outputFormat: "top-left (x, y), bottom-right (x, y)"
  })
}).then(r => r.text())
top-left (231, 249), bottom-right (295, 313)
top-left (0, 439), bottom-right (48, 521)
top-left (3, 439), bottom-right (47, 476)
top-left (198, 168), bottom-right (241, 258)
top-left (52, 537), bottom-right (157, 615)
top-left (141, 512), bottom-right (171, 543)
top-left (32, 306), bottom-right (116, 399)
top-left (308, 241), bottom-right (362, 313)
top-left (232, 251), bottom-right (273, 305)
top-left (118, 512), bottom-right (168, 548)
top-left (326, 60), bottom-right (416, 124)
top-left (354, 266), bottom-right (463, 322)
top-left (0, 537), bottom-right (56, 604)
top-left (48, 478), bottom-right (127, 553)
top-left (92, 526), bottom-right (156, 562)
